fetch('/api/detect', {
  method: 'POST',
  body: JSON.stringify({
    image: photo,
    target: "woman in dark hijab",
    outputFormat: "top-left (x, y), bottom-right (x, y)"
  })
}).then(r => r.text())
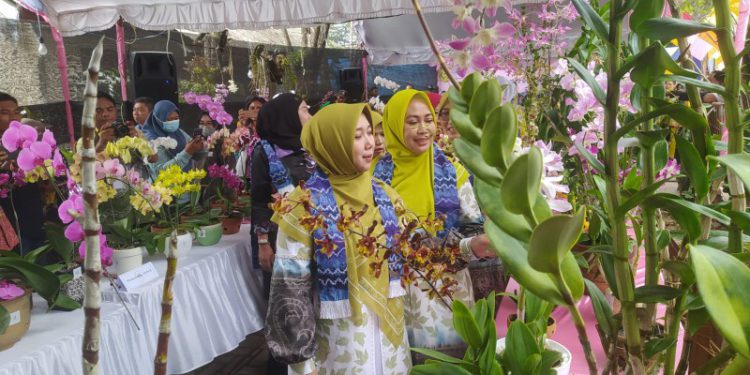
top-left (142, 100), bottom-right (207, 174)
top-left (250, 93), bottom-right (314, 375)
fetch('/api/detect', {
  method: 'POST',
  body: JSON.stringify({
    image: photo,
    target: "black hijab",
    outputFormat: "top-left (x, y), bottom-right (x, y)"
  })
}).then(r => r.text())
top-left (256, 93), bottom-right (303, 150)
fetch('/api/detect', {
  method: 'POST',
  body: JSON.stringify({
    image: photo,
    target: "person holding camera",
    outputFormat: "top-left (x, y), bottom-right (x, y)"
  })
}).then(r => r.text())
top-left (142, 100), bottom-right (207, 175)
top-left (94, 92), bottom-right (139, 153)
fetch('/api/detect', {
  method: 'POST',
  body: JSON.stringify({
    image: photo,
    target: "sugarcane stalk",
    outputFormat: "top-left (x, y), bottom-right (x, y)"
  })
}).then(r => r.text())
top-left (603, 1), bottom-right (645, 370)
top-left (154, 232), bottom-right (178, 375)
top-left (81, 36), bottom-right (105, 375)
top-left (714, 0), bottom-right (745, 254)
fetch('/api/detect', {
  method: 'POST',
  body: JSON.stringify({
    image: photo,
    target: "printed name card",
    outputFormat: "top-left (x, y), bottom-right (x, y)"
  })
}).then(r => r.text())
top-left (116, 262), bottom-right (160, 291)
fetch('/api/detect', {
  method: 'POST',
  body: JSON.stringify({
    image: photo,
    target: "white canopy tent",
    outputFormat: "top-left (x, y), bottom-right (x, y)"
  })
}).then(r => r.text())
top-left (18, 0), bottom-right (454, 37)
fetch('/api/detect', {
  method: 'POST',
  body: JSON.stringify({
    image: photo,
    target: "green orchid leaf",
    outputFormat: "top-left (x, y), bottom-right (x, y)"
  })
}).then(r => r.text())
top-left (687, 308), bottom-right (710, 336)
top-left (586, 279), bottom-right (615, 340)
top-left (667, 75), bottom-right (726, 97)
top-left (454, 139), bottom-right (503, 187)
top-left (644, 337), bottom-right (677, 359)
top-left (461, 72), bottom-right (483, 102)
top-left (637, 18), bottom-right (717, 42)
top-left (710, 154), bottom-right (750, 191)
top-left (630, 42), bottom-right (698, 89)
top-left (528, 208), bottom-right (586, 274)
top-left (630, 0), bottom-right (664, 32)
top-left (450, 109), bottom-right (482, 145)
top-left (570, 0), bottom-right (610, 43)
top-left (475, 179), bottom-right (532, 242)
top-left (689, 244), bottom-right (750, 358)
top-left (453, 299), bottom-right (483, 348)
top-left (501, 146), bottom-right (542, 219)
top-left (572, 140), bottom-right (606, 174)
top-left (0, 258), bottom-right (60, 303)
top-left (486, 221), bottom-right (583, 306)
top-left (505, 321), bottom-right (541, 375)
top-left (567, 58), bottom-right (606, 104)
top-left (634, 285), bottom-right (683, 304)
top-left (447, 86), bottom-right (468, 113)
top-left (675, 135), bottom-right (709, 200)
top-left (481, 103), bottom-right (517, 172)
top-left (618, 178), bottom-right (670, 216)
top-left (660, 260), bottom-right (695, 286)
top-left (469, 80), bottom-right (503, 129)
top-left (409, 348), bottom-right (475, 366)
top-left (411, 363), bottom-right (474, 375)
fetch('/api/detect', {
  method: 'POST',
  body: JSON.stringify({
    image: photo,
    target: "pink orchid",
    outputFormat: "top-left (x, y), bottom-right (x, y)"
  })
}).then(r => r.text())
top-left (2, 121), bottom-right (37, 152)
top-left (41, 129), bottom-right (57, 149)
top-left (78, 233), bottom-right (113, 267)
top-left (17, 141), bottom-right (52, 172)
top-left (448, 38), bottom-right (471, 51)
top-left (64, 220), bottom-right (85, 242)
top-left (183, 91), bottom-right (198, 105)
top-left (102, 159), bottom-right (125, 178)
top-left (462, 16), bottom-right (481, 34)
top-left (472, 54), bottom-right (493, 71)
top-left (52, 150), bottom-right (67, 177)
top-left (215, 111), bottom-right (233, 126)
top-left (0, 280), bottom-right (25, 301)
top-left (657, 159), bottom-right (681, 181)
top-left (58, 193), bottom-right (84, 224)
top-left (196, 95), bottom-right (213, 111)
top-left (205, 101), bottom-right (223, 114)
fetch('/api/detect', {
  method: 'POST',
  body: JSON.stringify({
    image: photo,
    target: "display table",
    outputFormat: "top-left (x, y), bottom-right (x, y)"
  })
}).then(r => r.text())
top-left (0, 225), bottom-right (266, 375)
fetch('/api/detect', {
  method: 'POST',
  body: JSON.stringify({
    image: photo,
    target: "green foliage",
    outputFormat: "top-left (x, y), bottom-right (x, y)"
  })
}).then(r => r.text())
top-left (0, 257), bottom-right (63, 333)
top-left (636, 18), bottom-right (716, 42)
top-left (689, 244), bottom-right (750, 358)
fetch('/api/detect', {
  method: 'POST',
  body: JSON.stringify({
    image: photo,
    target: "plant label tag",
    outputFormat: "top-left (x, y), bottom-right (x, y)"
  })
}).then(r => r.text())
top-left (9, 310), bottom-right (21, 326)
top-left (73, 267), bottom-right (82, 279)
top-left (116, 262), bottom-right (160, 291)
top-left (196, 228), bottom-right (206, 238)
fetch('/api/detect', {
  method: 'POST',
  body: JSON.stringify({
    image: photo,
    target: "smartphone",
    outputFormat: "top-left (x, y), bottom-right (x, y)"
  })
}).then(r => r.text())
top-left (192, 128), bottom-right (204, 140)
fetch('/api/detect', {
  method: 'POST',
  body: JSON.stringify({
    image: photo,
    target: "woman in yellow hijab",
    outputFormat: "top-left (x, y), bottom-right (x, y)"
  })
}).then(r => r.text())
top-left (373, 89), bottom-right (495, 362)
top-left (266, 103), bottom-right (411, 374)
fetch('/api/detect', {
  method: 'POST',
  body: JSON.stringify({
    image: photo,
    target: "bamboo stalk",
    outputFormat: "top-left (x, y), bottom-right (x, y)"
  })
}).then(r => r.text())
top-left (154, 233), bottom-right (179, 375)
top-left (81, 36), bottom-right (105, 375)
top-left (603, 1), bottom-right (645, 371)
top-left (714, 0), bottom-right (745, 254)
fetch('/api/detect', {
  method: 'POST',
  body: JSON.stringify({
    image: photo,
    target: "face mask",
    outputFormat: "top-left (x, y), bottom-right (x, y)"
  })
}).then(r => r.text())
top-left (162, 119), bottom-right (180, 133)
top-left (202, 126), bottom-right (214, 137)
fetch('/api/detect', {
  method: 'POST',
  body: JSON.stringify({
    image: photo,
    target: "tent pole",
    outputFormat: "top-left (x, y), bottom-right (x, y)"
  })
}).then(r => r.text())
top-left (50, 27), bottom-right (76, 146)
top-left (115, 18), bottom-right (129, 102)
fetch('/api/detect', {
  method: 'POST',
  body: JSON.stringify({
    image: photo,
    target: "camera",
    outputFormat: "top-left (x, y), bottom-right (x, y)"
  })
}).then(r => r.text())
top-left (113, 122), bottom-right (130, 138)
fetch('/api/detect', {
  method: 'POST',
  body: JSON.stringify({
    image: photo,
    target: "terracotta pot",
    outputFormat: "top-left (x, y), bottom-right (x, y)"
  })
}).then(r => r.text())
top-left (179, 213), bottom-right (202, 224)
top-left (506, 314), bottom-right (557, 337)
top-left (150, 225), bottom-right (170, 234)
top-left (0, 289), bottom-right (32, 351)
top-left (222, 216), bottom-right (242, 234)
top-left (210, 201), bottom-right (226, 210)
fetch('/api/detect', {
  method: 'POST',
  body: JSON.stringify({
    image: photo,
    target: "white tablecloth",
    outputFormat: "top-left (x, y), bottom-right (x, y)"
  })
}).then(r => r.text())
top-left (0, 225), bottom-right (266, 375)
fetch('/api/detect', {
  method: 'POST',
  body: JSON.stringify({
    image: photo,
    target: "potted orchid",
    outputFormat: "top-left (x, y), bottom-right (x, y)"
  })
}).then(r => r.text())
top-left (207, 163), bottom-right (245, 234)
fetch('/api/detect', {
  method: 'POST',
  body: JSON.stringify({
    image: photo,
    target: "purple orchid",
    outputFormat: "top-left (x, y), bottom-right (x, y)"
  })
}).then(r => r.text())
top-left (78, 233), bottom-right (114, 267)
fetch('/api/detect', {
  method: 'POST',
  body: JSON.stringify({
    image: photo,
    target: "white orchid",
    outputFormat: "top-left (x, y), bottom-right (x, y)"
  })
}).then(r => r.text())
top-left (149, 137), bottom-right (178, 151)
top-left (374, 76), bottom-right (401, 92)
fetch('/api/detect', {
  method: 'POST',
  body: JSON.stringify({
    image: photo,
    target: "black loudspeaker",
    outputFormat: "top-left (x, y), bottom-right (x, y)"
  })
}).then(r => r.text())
top-left (339, 68), bottom-right (364, 102)
top-left (130, 52), bottom-right (178, 104)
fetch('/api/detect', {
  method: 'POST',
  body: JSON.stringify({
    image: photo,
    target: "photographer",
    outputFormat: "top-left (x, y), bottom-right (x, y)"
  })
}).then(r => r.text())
top-left (94, 92), bottom-right (138, 153)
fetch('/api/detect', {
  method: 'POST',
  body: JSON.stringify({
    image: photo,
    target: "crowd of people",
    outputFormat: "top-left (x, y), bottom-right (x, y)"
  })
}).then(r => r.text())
top-left (0, 85), bottom-right (503, 375)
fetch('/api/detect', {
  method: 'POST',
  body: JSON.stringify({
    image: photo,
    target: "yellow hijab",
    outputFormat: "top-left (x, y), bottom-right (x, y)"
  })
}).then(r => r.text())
top-left (382, 90), bottom-right (469, 220)
top-left (369, 111), bottom-right (384, 174)
top-left (275, 103), bottom-right (404, 347)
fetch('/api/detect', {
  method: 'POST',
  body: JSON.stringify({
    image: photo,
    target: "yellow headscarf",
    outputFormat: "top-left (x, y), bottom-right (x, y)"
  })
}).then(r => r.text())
top-left (275, 103), bottom-right (404, 347)
top-left (369, 111), bottom-right (384, 174)
top-left (382, 90), bottom-right (469, 220)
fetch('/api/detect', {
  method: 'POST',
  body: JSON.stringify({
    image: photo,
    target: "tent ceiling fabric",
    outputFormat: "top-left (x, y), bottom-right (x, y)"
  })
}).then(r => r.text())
top-left (357, 0), bottom-right (570, 66)
top-left (19, 0), bottom-right (454, 37)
